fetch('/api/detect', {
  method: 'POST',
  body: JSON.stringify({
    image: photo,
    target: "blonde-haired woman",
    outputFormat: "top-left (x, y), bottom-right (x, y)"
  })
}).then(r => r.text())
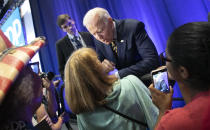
top-left (65, 48), bottom-right (158, 130)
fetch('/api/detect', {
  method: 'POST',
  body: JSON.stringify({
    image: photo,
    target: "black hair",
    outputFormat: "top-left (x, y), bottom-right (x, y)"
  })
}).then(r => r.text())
top-left (0, 67), bottom-right (36, 126)
top-left (56, 14), bottom-right (71, 28)
top-left (167, 22), bottom-right (210, 90)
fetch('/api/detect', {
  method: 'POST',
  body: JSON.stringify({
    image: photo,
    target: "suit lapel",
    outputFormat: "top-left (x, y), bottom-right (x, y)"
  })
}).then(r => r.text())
top-left (102, 39), bottom-right (126, 64)
top-left (62, 36), bottom-right (75, 58)
top-left (105, 44), bottom-right (117, 63)
top-left (114, 20), bottom-right (127, 63)
top-left (64, 36), bottom-right (74, 49)
top-left (116, 40), bottom-right (126, 62)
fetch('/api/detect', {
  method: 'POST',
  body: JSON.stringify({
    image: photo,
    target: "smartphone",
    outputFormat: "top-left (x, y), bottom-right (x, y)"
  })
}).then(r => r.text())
top-left (151, 68), bottom-right (170, 93)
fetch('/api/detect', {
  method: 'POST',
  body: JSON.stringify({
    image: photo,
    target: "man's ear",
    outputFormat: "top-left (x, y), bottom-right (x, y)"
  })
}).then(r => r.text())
top-left (108, 17), bottom-right (113, 23)
top-left (178, 66), bottom-right (189, 79)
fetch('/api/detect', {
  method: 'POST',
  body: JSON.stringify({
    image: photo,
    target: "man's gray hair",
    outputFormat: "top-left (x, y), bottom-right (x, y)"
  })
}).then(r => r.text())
top-left (83, 7), bottom-right (111, 27)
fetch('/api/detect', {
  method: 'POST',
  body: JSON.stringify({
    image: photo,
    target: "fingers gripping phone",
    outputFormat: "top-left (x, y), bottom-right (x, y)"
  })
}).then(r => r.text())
top-left (151, 68), bottom-right (170, 93)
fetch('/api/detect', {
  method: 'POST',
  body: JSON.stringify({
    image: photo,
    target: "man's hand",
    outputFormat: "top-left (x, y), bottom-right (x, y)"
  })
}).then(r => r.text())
top-left (102, 59), bottom-right (115, 73)
top-left (149, 84), bottom-right (173, 113)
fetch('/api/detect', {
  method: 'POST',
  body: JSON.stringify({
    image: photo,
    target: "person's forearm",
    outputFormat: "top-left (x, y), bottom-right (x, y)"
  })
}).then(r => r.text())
top-left (36, 104), bottom-right (48, 123)
top-left (154, 110), bottom-right (166, 130)
top-left (47, 86), bottom-right (58, 118)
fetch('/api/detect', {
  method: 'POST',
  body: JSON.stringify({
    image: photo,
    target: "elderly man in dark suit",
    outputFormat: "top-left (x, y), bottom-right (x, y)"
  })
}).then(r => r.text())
top-left (83, 7), bottom-right (160, 82)
top-left (56, 14), bottom-right (95, 80)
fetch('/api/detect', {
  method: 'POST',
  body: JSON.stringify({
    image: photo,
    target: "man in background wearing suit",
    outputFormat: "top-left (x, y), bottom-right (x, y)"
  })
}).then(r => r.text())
top-left (56, 14), bottom-right (95, 80)
top-left (83, 7), bottom-right (160, 83)
top-left (55, 14), bottom-right (95, 130)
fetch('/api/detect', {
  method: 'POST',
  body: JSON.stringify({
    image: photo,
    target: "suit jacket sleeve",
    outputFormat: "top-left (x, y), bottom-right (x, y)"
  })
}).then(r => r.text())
top-left (95, 39), bottom-right (105, 61)
top-left (118, 22), bottom-right (160, 78)
top-left (81, 32), bottom-right (96, 49)
top-left (56, 40), bottom-right (65, 80)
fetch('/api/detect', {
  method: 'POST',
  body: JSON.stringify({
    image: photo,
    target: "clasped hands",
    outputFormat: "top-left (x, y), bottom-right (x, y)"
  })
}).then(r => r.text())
top-left (102, 59), bottom-right (115, 73)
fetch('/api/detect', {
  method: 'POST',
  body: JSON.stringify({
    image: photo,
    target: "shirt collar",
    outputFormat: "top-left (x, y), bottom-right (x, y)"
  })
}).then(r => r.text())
top-left (67, 30), bottom-right (79, 39)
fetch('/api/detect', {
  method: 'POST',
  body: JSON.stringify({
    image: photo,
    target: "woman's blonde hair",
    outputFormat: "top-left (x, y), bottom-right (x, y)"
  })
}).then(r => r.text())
top-left (64, 48), bottom-right (117, 114)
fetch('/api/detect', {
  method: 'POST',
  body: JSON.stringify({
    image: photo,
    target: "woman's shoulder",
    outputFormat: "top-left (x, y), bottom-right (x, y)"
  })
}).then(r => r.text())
top-left (121, 75), bottom-right (139, 81)
top-left (120, 75), bottom-right (150, 95)
top-left (120, 75), bottom-right (145, 87)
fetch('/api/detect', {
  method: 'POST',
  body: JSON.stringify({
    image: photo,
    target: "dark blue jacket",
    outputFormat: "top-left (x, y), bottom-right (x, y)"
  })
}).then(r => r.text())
top-left (95, 19), bottom-right (160, 78)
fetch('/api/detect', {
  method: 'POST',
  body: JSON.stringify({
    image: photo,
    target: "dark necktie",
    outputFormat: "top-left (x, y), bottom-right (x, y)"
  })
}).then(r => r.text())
top-left (73, 36), bottom-right (83, 49)
top-left (111, 41), bottom-right (117, 54)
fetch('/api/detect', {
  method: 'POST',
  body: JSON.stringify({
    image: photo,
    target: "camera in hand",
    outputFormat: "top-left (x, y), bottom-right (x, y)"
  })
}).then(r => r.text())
top-left (40, 72), bottom-right (55, 81)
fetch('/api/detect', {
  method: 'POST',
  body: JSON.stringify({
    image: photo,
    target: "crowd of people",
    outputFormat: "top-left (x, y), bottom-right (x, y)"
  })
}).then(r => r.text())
top-left (0, 6), bottom-right (209, 130)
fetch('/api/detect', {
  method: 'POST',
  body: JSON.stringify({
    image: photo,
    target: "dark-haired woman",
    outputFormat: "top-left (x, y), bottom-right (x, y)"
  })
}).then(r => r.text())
top-left (149, 22), bottom-right (210, 130)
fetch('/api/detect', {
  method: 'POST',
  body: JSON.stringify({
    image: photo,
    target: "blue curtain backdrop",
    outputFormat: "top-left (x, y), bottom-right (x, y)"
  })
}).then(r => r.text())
top-left (30, 0), bottom-right (209, 108)
top-left (29, 0), bottom-right (209, 74)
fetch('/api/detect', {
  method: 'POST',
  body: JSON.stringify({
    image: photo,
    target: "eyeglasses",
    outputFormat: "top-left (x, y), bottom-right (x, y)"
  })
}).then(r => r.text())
top-left (62, 20), bottom-right (74, 29)
top-left (160, 51), bottom-right (173, 65)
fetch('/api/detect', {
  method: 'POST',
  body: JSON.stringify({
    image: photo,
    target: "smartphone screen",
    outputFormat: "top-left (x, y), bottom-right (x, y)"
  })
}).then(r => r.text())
top-left (152, 69), bottom-right (170, 93)
top-left (28, 62), bottom-right (40, 74)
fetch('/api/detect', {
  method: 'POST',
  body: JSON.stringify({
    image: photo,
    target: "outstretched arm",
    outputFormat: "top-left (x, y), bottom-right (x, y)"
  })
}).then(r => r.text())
top-left (42, 78), bottom-right (58, 118)
top-left (119, 22), bottom-right (160, 78)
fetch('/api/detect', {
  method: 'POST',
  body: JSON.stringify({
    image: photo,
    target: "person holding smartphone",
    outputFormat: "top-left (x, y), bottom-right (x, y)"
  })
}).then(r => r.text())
top-left (151, 67), bottom-right (170, 93)
top-left (149, 22), bottom-right (210, 130)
